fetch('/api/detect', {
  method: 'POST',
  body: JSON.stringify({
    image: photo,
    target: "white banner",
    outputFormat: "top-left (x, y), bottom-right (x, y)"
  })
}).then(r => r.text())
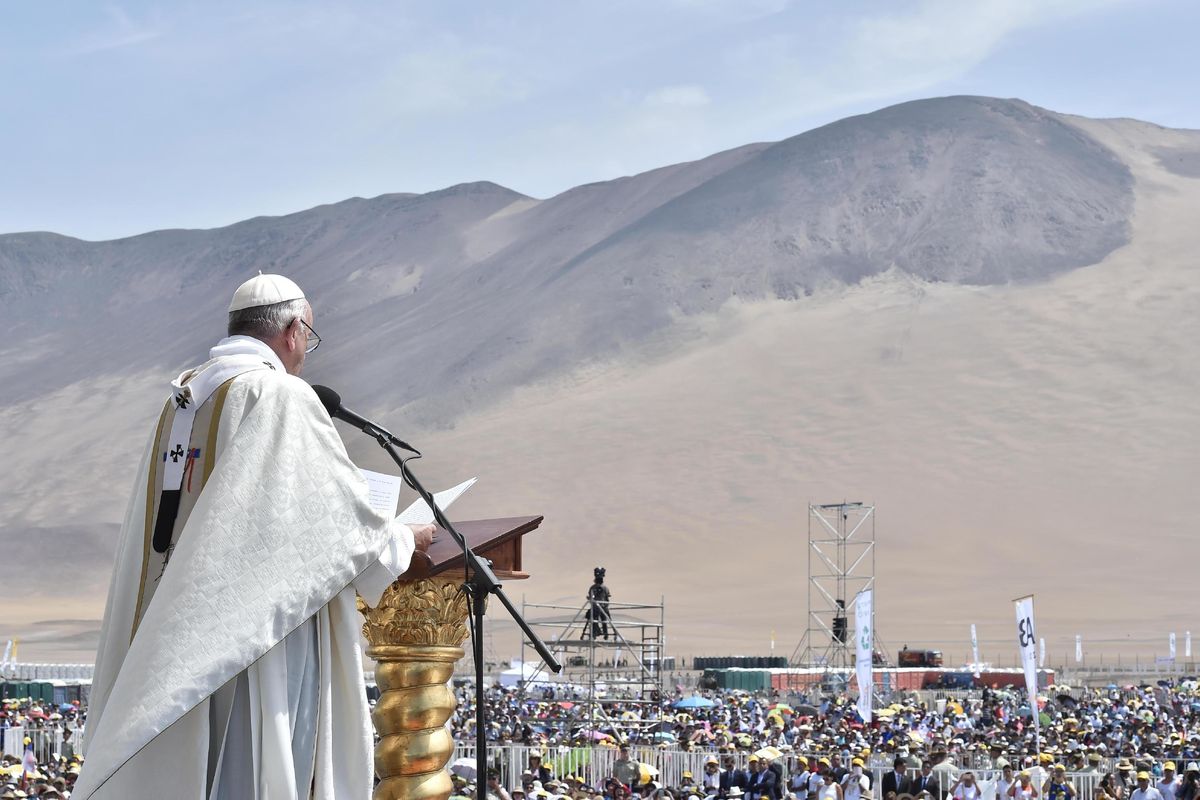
top-left (1014, 595), bottom-right (1040, 751)
top-left (1170, 632), bottom-right (1177, 659)
top-left (971, 624), bottom-right (981, 678)
top-left (1187, 631), bottom-right (1192, 659)
top-left (1075, 635), bottom-right (1082, 663)
top-left (855, 589), bottom-right (873, 723)
top-left (1039, 637), bottom-right (1046, 667)
top-left (0, 640), bottom-right (10, 671)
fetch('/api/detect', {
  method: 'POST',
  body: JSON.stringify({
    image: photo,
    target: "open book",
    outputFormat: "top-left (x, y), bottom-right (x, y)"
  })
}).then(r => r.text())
top-left (359, 468), bottom-right (476, 522)
top-left (354, 471), bottom-right (478, 603)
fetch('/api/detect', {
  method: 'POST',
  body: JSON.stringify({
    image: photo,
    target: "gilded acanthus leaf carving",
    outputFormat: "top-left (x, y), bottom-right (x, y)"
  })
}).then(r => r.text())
top-left (358, 576), bottom-right (477, 646)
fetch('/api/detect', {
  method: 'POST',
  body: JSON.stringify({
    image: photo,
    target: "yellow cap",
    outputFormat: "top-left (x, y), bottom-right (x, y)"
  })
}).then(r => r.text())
top-left (1165, 762), bottom-right (1177, 771)
top-left (1138, 773), bottom-right (1151, 781)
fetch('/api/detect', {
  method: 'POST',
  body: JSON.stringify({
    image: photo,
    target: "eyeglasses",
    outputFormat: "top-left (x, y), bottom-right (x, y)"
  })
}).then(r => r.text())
top-left (298, 318), bottom-right (321, 354)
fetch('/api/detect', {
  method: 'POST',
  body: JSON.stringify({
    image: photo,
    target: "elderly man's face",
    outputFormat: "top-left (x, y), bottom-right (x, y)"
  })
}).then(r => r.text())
top-left (280, 304), bottom-right (315, 377)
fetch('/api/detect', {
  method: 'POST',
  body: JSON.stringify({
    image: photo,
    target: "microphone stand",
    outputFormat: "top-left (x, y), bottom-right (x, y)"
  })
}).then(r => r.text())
top-left (365, 430), bottom-right (562, 794)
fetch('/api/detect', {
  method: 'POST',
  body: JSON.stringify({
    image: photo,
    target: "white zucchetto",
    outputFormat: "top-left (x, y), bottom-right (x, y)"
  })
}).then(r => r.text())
top-left (228, 274), bottom-right (306, 312)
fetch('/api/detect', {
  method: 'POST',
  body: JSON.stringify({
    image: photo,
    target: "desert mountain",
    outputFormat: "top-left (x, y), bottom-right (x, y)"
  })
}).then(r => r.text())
top-left (1, 96), bottom-right (1197, 664)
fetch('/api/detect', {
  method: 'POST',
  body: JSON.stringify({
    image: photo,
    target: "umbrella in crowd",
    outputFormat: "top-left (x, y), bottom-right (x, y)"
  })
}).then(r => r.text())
top-left (674, 696), bottom-right (716, 709)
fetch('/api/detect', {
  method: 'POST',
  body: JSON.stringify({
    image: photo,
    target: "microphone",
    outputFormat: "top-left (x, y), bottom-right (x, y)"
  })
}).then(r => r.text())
top-left (311, 384), bottom-right (420, 454)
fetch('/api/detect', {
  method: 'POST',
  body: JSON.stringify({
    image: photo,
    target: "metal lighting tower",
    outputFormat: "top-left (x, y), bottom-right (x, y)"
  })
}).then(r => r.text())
top-left (792, 502), bottom-right (876, 671)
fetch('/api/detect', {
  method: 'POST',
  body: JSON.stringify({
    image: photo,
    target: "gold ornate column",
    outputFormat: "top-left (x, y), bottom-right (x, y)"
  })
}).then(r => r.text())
top-left (360, 576), bottom-right (478, 800)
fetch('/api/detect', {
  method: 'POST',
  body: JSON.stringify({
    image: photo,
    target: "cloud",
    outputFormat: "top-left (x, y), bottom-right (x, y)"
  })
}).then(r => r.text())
top-left (848, 0), bottom-right (1122, 85)
top-left (338, 32), bottom-right (539, 121)
top-left (643, 85), bottom-right (712, 108)
top-left (61, 4), bottom-right (164, 57)
top-left (719, 0), bottom-right (1128, 133)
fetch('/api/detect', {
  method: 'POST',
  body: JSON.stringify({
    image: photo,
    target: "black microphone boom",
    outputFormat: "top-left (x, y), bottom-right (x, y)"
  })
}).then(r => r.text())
top-left (310, 381), bottom-right (562, 789)
top-left (311, 384), bottom-right (420, 454)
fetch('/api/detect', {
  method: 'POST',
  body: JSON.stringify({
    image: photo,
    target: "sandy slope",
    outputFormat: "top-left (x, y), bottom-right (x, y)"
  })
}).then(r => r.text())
top-left (374, 116), bottom-right (1200, 666)
top-left (2, 113), bottom-right (1197, 665)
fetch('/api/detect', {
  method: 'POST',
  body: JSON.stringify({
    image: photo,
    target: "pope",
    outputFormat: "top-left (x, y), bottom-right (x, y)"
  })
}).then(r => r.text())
top-left (75, 274), bottom-right (435, 799)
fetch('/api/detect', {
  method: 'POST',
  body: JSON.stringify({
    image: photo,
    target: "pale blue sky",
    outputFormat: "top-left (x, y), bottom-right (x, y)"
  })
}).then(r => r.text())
top-left (2, 0), bottom-right (1197, 241)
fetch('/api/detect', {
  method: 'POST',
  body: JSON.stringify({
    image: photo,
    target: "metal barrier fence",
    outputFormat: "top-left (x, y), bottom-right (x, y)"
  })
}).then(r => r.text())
top-left (446, 745), bottom-right (1108, 800)
top-left (0, 726), bottom-right (83, 764)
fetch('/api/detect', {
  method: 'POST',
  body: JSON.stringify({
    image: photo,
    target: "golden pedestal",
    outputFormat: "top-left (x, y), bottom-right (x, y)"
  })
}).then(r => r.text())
top-left (360, 577), bottom-right (476, 800)
top-left (358, 516), bottom-right (542, 800)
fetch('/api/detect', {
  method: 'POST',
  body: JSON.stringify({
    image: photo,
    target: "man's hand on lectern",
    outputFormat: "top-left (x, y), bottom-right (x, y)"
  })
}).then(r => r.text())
top-left (408, 523), bottom-right (436, 553)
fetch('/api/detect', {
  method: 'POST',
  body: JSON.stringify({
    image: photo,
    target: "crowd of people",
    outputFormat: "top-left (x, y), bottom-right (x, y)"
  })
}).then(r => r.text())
top-left (3, 674), bottom-right (1200, 798)
top-left (0, 698), bottom-right (84, 798)
top-left (445, 678), bottom-right (1200, 800)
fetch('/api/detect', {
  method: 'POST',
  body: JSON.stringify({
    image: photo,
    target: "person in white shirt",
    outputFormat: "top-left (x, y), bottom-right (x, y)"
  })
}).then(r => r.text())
top-left (841, 759), bottom-right (870, 800)
top-left (950, 772), bottom-right (983, 800)
top-left (1132, 773), bottom-right (1165, 800)
top-left (997, 763), bottom-right (1015, 800)
top-left (1159, 763), bottom-right (1180, 800)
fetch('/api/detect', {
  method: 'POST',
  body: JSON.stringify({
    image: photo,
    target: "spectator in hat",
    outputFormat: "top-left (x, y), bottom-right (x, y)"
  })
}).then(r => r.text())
top-left (1133, 772), bottom-right (1165, 800)
top-left (701, 756), bottom-right (721, 794)
top-left (1043, 764), bottom-right (1077, 800)
top-left (1176, 765), bottom-right (1199, 800)
top-left (1009, 770), bottom-right (1039, 800)
top-left (808, 759), bottom-right (831, 800)
top-left (788, 758), bottom-right (810, 797)
top-left (1159, 762), bottom-right (1180, 800)
top-left (841, 758), bottom-right (870, 800)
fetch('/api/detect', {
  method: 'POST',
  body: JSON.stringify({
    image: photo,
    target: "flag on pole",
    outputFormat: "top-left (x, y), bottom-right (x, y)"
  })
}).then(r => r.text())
top-left (1187, 631), bottom-right (1192, 659)
top-left (0, 640), bottom-right (11, 672)
top-left (1170, 632), bottom-right (1177, 660)
top-left (1075, 635), bottom-right (1082, 663)
top-left (770, 629), bottom-right (776, 655)
top-left (970, 624), bottom-right (981, 678)
top-left (1039, 637), bottom-right (1046, 668)
top-left (855, 589), bottom-right (873, 723)
top-left (1014, 595), bottom-right (1040, 753)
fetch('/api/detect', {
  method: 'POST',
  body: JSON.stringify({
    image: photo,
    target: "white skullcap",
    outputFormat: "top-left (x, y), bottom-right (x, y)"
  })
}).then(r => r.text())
top-left (228, 273), bottom-right (306, 312)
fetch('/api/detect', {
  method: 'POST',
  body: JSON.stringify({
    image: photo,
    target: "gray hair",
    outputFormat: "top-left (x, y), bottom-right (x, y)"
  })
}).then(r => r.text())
top-left (227, 298), bottom-right (309, 339)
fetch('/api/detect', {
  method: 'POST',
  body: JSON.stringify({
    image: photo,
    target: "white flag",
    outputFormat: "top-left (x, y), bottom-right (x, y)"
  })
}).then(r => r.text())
top-left (0, 640), bottom-right (10, 671)
top-left (1015, 595), bottom-right (1040, 751)
top-left (1039, 637), bottom-right (1046, 667)
top-left (1170, 632), bottom-right (1177, 659)
top-left (1075, 635), bottom-right (1082, 663)
top-left (971, 624), bottom-right (981, 678)
top-left (1187, 631), bottom-right (1192, 659)
top-left (855, 589), bottom-right (873, 723)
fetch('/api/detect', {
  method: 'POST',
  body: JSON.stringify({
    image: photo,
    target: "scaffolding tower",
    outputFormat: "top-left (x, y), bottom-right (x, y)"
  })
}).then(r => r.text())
top-left (519, 595), bottom-right (665, 736)
top-left (791, 502), bottom-right (877, 673)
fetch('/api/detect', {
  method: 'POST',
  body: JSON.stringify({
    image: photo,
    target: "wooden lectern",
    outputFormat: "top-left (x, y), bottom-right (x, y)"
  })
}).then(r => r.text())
top-left (358, 516), bottom-right (543, 800)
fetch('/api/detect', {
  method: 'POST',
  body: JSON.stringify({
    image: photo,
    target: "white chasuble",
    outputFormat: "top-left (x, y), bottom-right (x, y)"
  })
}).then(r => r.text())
top-left (77, 337), bottom-right (414, 799)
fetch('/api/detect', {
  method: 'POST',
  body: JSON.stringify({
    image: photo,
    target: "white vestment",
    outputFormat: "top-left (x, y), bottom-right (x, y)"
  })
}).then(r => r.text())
top-left (76, 337), bottom-right (414, 799)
